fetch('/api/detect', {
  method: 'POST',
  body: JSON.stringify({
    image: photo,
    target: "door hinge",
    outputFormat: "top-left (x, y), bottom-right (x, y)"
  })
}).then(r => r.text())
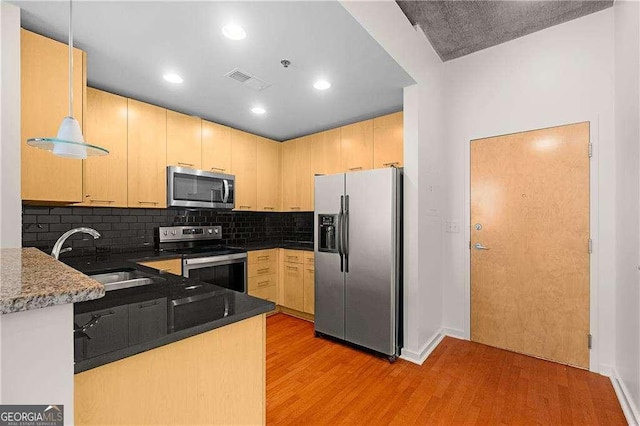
top-left (588, 143), bottom-right (593, 158)
top-left (588, 238), bottom-right (593, 254)
top-left (588, 334), bottom-right (593, 349)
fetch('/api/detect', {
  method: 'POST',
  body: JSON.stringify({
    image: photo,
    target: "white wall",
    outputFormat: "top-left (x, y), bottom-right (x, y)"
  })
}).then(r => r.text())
top-left (340, 1), bottom-right (446, 362)
top-left (442, 9), bottom-right (617, 374)
top-left (614, 0), bottom-right (640, 421)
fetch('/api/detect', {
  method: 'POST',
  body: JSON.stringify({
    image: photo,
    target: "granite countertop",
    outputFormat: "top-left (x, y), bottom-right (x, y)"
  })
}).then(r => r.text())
top-left (0, 248), bottom-right (105, 315)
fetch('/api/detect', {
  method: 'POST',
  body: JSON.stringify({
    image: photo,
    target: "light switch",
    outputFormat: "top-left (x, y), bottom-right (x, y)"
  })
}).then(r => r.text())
top-left (446, 221), bottom-right (460, 233)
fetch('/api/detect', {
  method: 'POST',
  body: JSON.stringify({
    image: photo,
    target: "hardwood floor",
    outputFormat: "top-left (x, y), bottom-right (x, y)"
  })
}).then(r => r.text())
top-left (266, 314), bottom-right (626, 425)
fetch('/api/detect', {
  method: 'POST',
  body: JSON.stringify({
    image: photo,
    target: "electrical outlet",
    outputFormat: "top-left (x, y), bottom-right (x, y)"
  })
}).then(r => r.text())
top-left (446, 221), bottom-right (460, 233)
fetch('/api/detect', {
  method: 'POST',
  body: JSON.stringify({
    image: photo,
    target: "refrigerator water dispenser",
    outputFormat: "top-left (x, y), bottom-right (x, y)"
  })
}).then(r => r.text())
top-left (318, 214), bottom-right (338, 253)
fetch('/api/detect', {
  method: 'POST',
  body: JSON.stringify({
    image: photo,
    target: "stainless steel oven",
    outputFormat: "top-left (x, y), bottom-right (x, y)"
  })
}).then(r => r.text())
top-left (182, 253), bottom-right (247, 293)
top-left (167, 166), bottom-right (235, 209)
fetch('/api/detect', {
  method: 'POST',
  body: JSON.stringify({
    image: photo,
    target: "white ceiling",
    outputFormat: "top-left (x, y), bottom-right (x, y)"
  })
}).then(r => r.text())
top-left (13, 1), bottom-right (414, 141)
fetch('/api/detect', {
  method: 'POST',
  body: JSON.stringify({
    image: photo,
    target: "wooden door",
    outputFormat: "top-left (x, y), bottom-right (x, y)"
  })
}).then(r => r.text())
top-left (373, 111), bottom-right (403, 169)
top-left (127, 100), bottom-right (167, 208)
top-left (256, 137), bottom-right (280, 211)
top-left (83, 88), bottom-right (128, 207)
top-left (341, 120), bottom-right (373, 172)
top-left (202, 121), bottom-right (231, 173)
top-left (166, 111), bottom-right (201, 169)
top-left (21, 29), bottom-right (85, 203)
top-left (471, 122), bottom-right (590, 368)
top-left (283, 262), bottom-right (304, 311)
top-left (230, 130), bottom-right (257, 211)
top-left (281, 140), bottom-right (298, 212)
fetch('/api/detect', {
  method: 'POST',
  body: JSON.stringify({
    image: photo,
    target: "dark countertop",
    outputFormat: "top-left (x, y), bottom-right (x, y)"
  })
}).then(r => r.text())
top-left (65, 251), bottom-right (274, 373)
top-left (243, 241), bottom-right (314, 252)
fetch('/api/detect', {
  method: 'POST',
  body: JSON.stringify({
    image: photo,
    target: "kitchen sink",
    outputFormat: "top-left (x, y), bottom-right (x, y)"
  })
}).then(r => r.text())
top-left (88, 268), bottom-right (165, 291)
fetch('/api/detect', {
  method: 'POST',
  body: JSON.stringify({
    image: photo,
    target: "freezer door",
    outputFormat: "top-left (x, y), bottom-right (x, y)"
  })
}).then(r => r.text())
top-left (314, 173), bottom-right (346, 339)
top-left (344, 168), bottom-right (398, 355)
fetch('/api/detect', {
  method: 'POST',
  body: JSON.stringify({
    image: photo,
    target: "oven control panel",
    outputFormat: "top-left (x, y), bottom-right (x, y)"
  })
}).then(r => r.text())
top-left (157, 226), bottom-right (222, 242)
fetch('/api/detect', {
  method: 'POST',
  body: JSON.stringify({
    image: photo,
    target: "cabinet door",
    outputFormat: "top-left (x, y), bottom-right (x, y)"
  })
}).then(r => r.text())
top-left (303, 266), bottom-right (315, 314)
top-left (373, 111), bottom-right (403, 169)
top-left (282, 262), bottom-right (304, 311)
top-left (21, 30), bottom-right (85, 203)
top-left (295, 136), bottom-right (312, 211)
top-left (83, 88), bottom-right (128, 207)
top-left (128, 298), bottom-right (167, 345)
top-left (166, 110), bottom-right (201, 169)
top-left (202, 120), bottom-right (231, 173)
top-left (75, 305), bottom-right (129, 359)
top-left (256, 137), bottom-right (281, 211)
top-left (231, 130), bottom-right (258, 211)
top-left (127, 100), bottom-right (167, 208)
top-left (281, 140), bottom-right (297, 212)
top-left (309, 128), bottom-right (341, 209)
top-left (341, 120), bottom-right (373, 172)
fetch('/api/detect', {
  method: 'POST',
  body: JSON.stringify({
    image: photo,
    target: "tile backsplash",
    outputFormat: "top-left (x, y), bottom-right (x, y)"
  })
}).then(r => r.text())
top-left (22, 205), bottom-right (313, 257)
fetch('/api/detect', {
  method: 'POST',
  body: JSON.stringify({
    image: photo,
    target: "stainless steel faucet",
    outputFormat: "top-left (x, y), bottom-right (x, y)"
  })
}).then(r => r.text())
top-left (51, 227), bottom-right (101, 260)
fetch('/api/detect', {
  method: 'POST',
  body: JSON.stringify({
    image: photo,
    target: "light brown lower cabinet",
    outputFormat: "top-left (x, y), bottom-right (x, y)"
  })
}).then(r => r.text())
top-left (280, 249), bottom-right (314, 315)
top-left (137, 258), bottom-right (182, 275)
top-left (247, 249), bottom-right (279, 304)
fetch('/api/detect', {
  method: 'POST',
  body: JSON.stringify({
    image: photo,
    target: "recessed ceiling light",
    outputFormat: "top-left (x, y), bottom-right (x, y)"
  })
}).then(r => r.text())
top-left (313, 80), bottom-right (331, 90)
top-left (251, 107), bottom-right (266, 115)
top-left (163, 73), bottom-right (183, 84)
top-left (222, 24), bottom-right (246, 40)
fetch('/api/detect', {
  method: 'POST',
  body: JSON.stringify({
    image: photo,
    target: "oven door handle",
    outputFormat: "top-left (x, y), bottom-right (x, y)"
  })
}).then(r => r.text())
top-left (222, 179), bottom-right (230, 203)
top-left (183, 253), bottom-right (247, 266)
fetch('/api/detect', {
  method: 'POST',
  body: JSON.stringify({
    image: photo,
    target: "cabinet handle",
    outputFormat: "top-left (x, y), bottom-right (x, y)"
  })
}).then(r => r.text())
top-left (383, 162), bottom-right (400, 167)
top-left (178, 162), bottom-right (195, 167)
top-left (257, 255), bottom-right (270, 260)
top-left (257, 268), bottom-right (270, 273)
top-left (239, 205), bottom-right (252, 209)
top-left (263, 207), bottom-right (275, 210)
top-left (210, 167), bottom-right (226, 172)
top-left (348, 167), bottom-right (363, 171)
top-left (138, 300), bottom-right (159, 309)
top-left (306, 268), bottom-right (314, 272)
top-left (290, 207), bottom-right (301, 210)
top-left (257, 280), bottom-right (271, 287)
top-left (89, 199), bottom-right (115, 203)
top-left (286, 266), bottom-right (299, 271)
top-left (286, 256), bottom-right (298, 260)
top-left (138, 201), bottom-right (159, 205)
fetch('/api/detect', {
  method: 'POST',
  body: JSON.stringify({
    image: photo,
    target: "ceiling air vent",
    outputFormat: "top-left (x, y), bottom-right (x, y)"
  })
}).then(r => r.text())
top-left (224, 68), bottom-right (271, 91)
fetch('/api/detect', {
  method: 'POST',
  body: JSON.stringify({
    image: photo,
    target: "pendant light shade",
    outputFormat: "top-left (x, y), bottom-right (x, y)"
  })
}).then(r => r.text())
top-left (26, 0), bottom-right (108, 158)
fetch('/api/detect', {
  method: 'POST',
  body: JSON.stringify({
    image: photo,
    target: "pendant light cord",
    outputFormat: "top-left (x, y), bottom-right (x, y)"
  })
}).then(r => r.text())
top-left (68, 0), bottom-right (73, 117)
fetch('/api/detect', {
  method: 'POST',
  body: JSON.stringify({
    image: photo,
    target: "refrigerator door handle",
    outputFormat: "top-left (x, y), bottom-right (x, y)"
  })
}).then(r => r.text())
top-left (344, 194), bottom-right (350, 273)
top-left (338, 195), bottom-right (344, 272)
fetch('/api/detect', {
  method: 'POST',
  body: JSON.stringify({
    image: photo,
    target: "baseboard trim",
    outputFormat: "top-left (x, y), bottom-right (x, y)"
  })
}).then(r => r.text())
top-left (442, 327), bottom-right (466, 339)
top-left (611, 367), bottom-right (640, 426)
top-left (400, 329), bottom-right (444, 365)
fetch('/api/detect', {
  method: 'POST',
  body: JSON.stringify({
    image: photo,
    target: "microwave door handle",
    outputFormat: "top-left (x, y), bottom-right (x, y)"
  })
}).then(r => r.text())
top-left (223, 179), bottom-right (229, 203)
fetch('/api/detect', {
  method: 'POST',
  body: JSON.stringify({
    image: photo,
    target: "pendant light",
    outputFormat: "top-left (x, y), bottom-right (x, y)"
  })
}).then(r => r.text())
top-left (26, 0), bottom-right (108, 158)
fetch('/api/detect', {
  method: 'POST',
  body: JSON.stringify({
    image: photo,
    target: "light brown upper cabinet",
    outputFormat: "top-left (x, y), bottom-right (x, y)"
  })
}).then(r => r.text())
top-left (231, 130), bottom-right (258, 211)
top-left (166, 111), bottom-right (201, 169)
top-left (373, 111), bottom-right (403, 169)
top-left (82, 88), bottom-right (128, 207)
top-left (340, 119), bottom-right (373, 172)
top-left (127, 100), bottom-right (167, 208)
top-left (256, 137), bottom-right (281, 212)
top-left (201, 121), bottom-right (232, 174)
top-left (281, 137), bottom-right (312, 212)
top-left (21, 29), bottom-right (86, 203)
top-left (308, 128), bottom-right (341, 209)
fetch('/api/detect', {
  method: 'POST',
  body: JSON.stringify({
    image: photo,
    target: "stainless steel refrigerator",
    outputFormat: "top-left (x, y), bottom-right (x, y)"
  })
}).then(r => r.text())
top-left (314, 167), bottom-right (402, 361)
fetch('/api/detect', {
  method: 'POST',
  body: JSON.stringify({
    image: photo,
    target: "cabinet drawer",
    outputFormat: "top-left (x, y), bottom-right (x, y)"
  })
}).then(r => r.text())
top-left (248, 273), bottom-right (277, 292)
top-left (304, 252), bottom-right (315, 270)
top-left (249, 284), bottom-right (277, 303)
top-left (248, 261), bottom-right (277, 278)
top-left (282, 249), bottom-right (304, 264)
top-left (248, 249), bottom-right (277, 264)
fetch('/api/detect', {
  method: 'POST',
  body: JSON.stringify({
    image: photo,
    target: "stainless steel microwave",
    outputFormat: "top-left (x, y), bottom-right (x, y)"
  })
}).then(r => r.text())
top-left (167, 166), bottom-right (235, 209)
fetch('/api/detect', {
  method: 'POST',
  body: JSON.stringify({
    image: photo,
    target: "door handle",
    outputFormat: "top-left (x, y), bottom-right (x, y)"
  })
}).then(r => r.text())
top-left (338, 195), bottom-right (344, 272)
top-left (474, 243), bottom-right (490, 250)
top-left (222, 179), bottom-right (229, 203)
top-left (344, 195), bottom-right (349, 273)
